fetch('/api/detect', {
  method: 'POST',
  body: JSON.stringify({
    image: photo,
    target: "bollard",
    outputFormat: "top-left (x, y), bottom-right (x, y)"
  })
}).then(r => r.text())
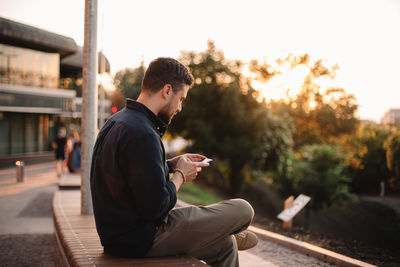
top-left (282, 195), bottom-right (294, 229)
top-left (16, 161), bottom-right (25, 182)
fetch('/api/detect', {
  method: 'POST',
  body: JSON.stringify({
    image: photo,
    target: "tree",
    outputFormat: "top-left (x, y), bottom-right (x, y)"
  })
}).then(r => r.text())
top-left (169, 41), bottom-right (292, 195)
top-left (251, 54), bottom-right (359, 149)
top-left (113, 61), bottom-right (145, 101)
top-left (384, 131), bottom-right (400, 191)
top-left (349, 125), bottom-right (392, 193)
top-left (110, 88), bottom-right (126, 111)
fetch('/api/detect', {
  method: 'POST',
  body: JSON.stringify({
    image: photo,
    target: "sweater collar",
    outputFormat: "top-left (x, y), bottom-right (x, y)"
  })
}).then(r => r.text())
top-left (125, 99), bottom-right (167, 137)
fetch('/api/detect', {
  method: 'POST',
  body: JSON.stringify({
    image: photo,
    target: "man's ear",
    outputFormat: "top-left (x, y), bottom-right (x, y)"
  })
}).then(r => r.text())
top-left (161, 84), bottom-right (172, 99)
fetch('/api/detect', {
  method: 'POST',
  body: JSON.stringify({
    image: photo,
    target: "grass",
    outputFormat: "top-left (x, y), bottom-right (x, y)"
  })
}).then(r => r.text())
top-left (178, 182), bottom-right (223, 205)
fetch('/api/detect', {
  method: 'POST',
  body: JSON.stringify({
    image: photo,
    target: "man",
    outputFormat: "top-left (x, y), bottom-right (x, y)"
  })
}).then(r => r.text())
top-left (91, 57), bottom-right (257, 267)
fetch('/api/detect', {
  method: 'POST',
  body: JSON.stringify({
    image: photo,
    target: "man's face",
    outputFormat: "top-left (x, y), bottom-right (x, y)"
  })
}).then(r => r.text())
top-left (158, 84), bottom-right (189, 125)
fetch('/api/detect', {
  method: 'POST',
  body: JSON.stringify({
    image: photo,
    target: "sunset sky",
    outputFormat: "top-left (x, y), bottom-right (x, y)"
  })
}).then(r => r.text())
top-left (1, 0), bottom-right (399, 121)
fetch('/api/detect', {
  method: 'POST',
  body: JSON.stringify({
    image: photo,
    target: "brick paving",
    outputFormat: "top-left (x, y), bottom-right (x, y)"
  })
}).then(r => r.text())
top-left (240, 239), bottom-right (334, 266)
top-left (0, 161), bottom-right (336, 266)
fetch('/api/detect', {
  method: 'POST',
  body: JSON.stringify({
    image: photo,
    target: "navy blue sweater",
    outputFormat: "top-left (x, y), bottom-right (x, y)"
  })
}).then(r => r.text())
top-left (90, 99), bottom-right (177, 257)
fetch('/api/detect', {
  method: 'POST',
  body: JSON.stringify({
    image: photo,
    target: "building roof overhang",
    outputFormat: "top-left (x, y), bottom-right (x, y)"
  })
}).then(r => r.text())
top-left (0, 17), bottom-right (78, 58)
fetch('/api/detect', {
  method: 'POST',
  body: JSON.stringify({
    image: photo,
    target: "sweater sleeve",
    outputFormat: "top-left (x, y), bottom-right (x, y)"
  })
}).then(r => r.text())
top-left (123, 133), bottom-right (177, 223)
top-left (166, 160), bottom-right (174, 173)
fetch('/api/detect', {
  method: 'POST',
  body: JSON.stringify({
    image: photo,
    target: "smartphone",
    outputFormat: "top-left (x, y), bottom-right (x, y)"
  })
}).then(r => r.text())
top-left (201, 158), bottom-right (213, 163)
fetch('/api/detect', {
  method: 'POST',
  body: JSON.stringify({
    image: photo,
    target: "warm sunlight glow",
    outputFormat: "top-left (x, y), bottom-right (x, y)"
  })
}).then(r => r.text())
top-left (253, 64), bottom-right (309, 101)
top-left (98, 73), bottom-right (115, 93)
top-left (1, 0), bottom-right (400, 121)
top-left (309, 100), bottom-right (317, 109)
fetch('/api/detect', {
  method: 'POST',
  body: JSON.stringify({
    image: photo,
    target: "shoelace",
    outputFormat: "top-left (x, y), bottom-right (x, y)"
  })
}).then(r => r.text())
top-left (236, 232), bottom-right (246, 239)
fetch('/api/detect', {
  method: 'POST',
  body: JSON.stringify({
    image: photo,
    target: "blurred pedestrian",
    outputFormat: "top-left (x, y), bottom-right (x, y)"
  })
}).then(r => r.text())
top-left (67, 141), bottom-right (81, 173)
top-left (66, 130), bottom-right (80, 155)
top-left (52, 127), bottom-right (67, 178)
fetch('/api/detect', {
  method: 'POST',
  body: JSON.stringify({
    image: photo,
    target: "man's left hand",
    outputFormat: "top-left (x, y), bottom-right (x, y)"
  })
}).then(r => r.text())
top-left (168, 153), bottom-right (207, 170)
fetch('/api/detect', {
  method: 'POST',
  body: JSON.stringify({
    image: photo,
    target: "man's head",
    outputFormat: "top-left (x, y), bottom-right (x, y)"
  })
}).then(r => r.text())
top-left (141, 57), bottom-right (194, 125)
top-left (142, 57), bottom-right (193, 94)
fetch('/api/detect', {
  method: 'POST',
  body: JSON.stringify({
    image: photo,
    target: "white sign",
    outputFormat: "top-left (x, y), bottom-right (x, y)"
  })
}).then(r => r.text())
top-left (277, 194), bottom-right (311, 222)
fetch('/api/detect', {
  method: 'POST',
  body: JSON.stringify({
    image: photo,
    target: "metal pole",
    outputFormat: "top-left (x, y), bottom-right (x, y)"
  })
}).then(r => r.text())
top-left (99, 13), bottom-right (105, 129)
top-left (99, 53), bottom-right (105, 129)
top-left (81, 0), bottom-right (98, 215)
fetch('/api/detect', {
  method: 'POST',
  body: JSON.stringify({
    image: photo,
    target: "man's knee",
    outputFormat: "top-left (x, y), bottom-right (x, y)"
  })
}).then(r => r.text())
top-left (230, 198), bottom-right (254, 223)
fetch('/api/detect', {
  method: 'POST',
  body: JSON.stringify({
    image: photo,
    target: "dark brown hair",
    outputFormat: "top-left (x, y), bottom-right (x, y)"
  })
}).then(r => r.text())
top-left (142, 57), bottom-right (194, 93)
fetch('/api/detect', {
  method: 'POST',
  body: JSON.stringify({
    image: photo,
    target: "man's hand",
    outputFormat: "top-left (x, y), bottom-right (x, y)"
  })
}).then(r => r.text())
top-left (175, 157), bottom-right (209, 183)
top-left (168, 153), bottom-right (207, 170)
top-left (170, 153), bottom-right (210, 191)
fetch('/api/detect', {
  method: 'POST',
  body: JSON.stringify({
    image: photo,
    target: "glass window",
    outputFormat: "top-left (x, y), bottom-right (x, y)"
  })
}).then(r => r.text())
top-left (38, 115), bottom-right (44, 152)
top-left (0, 112), bottom-right (10, 155)
top-left (0, 93), bottom-right (74, 112)
top-left (0, 44), bottom-right (59, 88)
top-left (25, 114), bottom-right (37, 153)
top-left (48, 117), bottom-right (55, 150)
top-left (38, 115), bottom-right (50, 152)
top-left (10, 113), bottom-right (24, 154)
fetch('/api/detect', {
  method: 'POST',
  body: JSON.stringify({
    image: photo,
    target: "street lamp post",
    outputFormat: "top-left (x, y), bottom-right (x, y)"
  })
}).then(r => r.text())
top-left (99, 52), bottom-right (105, 129)
top-left (81, 0), bottom-right (98, 215)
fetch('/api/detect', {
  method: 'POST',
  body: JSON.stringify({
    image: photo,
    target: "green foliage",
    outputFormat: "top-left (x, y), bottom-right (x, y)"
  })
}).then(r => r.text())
top-left (170, 41), bottom-right (293, 195)
top-left (113, 62), bottom-right (145, 100)
top-left (349, 125), bottom-right (393, 193)
top-left (178, 182), bottom-right (223, 205)
top-left (273, 144), bottom-right (354, 211)
top-left (384, 131), bottom-right (400, 190)
top-left (110, 87), bottom-right (126, 111)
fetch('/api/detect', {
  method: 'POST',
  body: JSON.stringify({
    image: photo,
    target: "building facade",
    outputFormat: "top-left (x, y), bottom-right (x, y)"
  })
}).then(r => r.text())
top-left (381, 108), bottom-right (400, 129)
top-left (0, 17), bottom-right (110, 167)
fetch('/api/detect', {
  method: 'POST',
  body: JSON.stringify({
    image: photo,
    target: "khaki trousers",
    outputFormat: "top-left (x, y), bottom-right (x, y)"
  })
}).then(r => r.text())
top-left (146, 199), bottom-right (254, 267)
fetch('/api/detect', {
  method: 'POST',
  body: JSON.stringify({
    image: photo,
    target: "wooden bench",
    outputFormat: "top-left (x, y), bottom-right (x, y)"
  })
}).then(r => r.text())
top-left (53, 190), bottom-right (209, 266)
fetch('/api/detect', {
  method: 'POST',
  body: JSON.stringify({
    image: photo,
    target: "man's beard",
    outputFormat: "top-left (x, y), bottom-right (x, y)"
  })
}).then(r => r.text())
top-left (158, 102), bottom-right (174, 125)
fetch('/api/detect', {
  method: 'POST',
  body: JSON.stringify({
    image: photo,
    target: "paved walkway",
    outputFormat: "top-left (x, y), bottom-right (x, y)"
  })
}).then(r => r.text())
top-left (0, 161), bottom-right (335, 266)
top-left (360, 195), bottom-right (400, 216)
top-left (0, 162), bottom-right (57, 234)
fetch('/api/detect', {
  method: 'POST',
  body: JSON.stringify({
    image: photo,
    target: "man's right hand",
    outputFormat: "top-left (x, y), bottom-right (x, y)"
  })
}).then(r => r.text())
top-left (176, 157), bottom-right (210, 183)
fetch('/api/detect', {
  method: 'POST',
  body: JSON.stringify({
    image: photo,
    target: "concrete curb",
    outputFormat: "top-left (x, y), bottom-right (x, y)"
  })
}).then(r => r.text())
top-left (58, 173), bottom-right (81, 190)
top-left (248, 225), bottom-right (376, 267)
